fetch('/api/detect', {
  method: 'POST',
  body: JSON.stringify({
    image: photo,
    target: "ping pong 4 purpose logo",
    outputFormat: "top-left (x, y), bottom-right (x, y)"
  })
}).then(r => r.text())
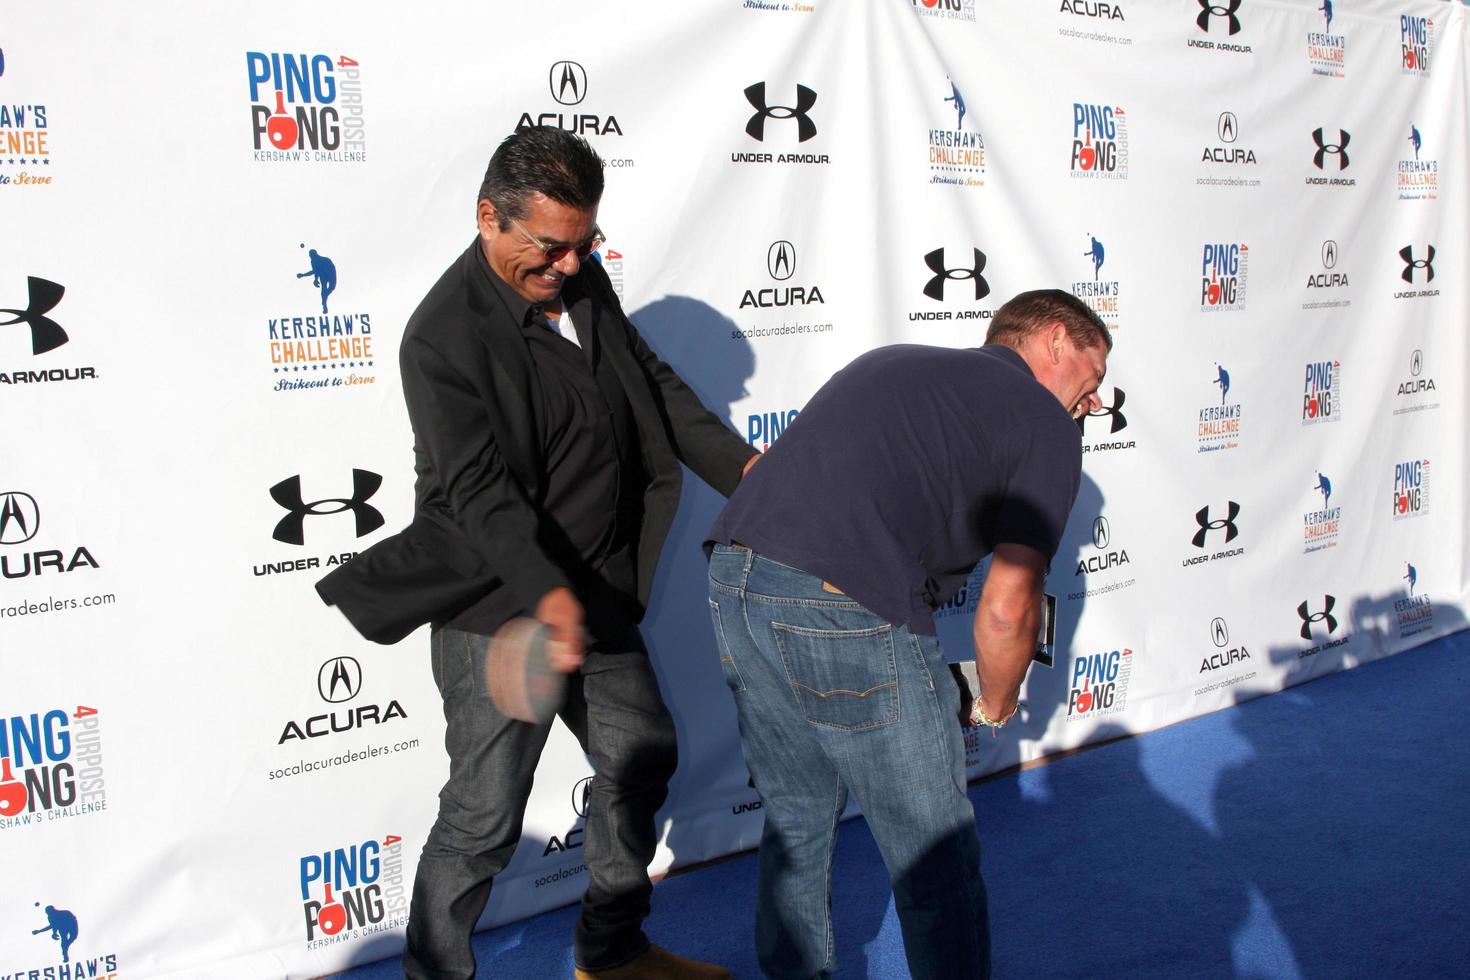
top-left (0, 705), bottom-right (107, 830)
top-left (1069, 103), bottom-right (1128, 179)
top-left (298, 834), bottom-right (408, 946)
top-left (1401, 13), bottom-right (1433, 75)
top-left (246, 51), bottom-right (366, 162)
top-left (1200, 242), bottom-right (1248, 312)
top-left (1067, 647), bottom-right (1133, 720)
top-left (1390, 458), bottom-right (1429, 520)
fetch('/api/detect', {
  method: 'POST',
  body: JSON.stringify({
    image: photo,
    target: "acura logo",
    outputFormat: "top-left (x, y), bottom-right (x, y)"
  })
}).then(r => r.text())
top-left (1217, 111), bottom-right (1237, 143)
top-left (1311, 128), bottom-right (1351, 170)
top-left (922, 247), bottom-right (989, 302)
top-left (1091, 517), bottom-right (1110, 550)
top-left (270, 469), bottom-right (385, 546)
top-left (1321, 240), bottom-right (1337, 269)
top-left (767, 241), bottom-right (795, 281)
top-left (1210, 617), bottom-right (1230, 648)
top-left (1297, 595), bottom-right (1338, 640)
top-left (572, 775), bottom-right (593, 818)
top-left (549, 61), bottom-right (587, 106)
top-left (0, 491), bottom-right (40, 545)
top-left (318, 656), bottom-right (363, 703)
top-left (0, 276), bottom-right (68, 356)
top-left (744, 82), bottom-right (818, 143)
top-left (1410, 349), bottom-right (1423, 377)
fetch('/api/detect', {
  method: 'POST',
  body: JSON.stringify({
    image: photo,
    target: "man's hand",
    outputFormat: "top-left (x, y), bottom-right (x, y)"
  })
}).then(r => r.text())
top-left (972, 543), bottom-right (1047, 725)
top-left (535, 586), bottom-right (586, 673)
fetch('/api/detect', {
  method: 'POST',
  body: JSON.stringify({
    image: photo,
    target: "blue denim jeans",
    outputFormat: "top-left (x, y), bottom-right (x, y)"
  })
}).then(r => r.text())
top-left (707, 545), bottom-right (989, 980)
top-left (403, 624), bottom-right (677, 978)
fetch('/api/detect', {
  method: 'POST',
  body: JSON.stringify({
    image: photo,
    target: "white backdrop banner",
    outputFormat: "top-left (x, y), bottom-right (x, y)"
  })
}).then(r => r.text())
top-left (2, 1), bottom-right (1467, 976)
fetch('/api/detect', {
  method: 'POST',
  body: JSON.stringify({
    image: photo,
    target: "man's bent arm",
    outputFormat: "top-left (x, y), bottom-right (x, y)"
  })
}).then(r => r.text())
top-left (973, 542), bottom-right (1047, 724)
top-left (400, 335), bottom-right (570, 611)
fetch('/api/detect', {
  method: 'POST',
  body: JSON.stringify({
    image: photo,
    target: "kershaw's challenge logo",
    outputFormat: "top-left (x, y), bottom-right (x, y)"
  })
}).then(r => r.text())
top-left (1197, 363), bottom-right (1240, 453)
top-left (299, 835), bottom-right (407, 946)
top-left (1307, 2), bottom-right (1346, 78)
top-left (247, 51), bottom-right (365, 162)
top-left (929, 76), bottom-right (986, 187)
top-left (1072, 234), bottom-right (1120, 328)
top-left (21, 903), bottom-right (118, 977)
top-left (0, 74), bottom-right (52, 187)
top-left (1396, 562), bottom-right (1434, 639)
top-left (1304, 470), bottom-right (1341, 554)
top-left (269, 242), bottom-right (375, 391)
top-left (1397, 123), bottom-right (1437, 201)
top-left (0, 706), bottom-right (107, 830)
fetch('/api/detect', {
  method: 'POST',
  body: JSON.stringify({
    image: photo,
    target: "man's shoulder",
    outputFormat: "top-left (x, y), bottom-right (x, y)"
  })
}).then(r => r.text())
top-left (403, 246), bottom-right (494, 350)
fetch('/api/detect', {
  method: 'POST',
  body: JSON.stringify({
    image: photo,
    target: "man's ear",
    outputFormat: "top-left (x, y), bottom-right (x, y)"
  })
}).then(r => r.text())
top-left (477, 199), bottom-right (498, 237)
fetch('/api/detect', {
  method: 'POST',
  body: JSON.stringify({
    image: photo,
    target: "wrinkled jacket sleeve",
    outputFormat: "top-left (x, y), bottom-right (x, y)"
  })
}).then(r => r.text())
top-left (399, 333), bottom-right (569, 610)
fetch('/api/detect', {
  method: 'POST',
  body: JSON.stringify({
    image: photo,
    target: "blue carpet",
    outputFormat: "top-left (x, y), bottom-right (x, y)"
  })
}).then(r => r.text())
top-left (338, 631), bottom-right (1470, 978)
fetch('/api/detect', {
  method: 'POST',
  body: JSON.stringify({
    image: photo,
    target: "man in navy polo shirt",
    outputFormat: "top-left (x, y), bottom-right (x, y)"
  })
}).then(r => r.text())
top-left (705, 290), bottom-right (1110, 980)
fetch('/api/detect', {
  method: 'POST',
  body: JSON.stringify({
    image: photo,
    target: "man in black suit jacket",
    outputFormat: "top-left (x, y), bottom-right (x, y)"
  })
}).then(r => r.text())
top-left (320, 127), bottom-right (753, 979)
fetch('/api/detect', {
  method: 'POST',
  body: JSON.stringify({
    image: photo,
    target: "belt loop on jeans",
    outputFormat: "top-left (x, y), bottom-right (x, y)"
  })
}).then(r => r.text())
top-left (731, 540), bottom-right (755, 577)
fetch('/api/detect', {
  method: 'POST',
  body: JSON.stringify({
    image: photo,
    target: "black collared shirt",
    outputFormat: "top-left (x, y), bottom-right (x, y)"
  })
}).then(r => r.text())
top-left (445, 259), bottom-right (643, 637)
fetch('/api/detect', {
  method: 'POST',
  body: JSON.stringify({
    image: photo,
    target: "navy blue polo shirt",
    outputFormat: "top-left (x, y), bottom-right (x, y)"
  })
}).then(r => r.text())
top-left (706, 344), bottom-right (1081, 635)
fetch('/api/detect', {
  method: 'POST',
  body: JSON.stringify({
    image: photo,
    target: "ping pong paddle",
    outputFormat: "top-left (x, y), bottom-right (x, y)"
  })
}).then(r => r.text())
top-left (484, 617), bottom-right (569, 724)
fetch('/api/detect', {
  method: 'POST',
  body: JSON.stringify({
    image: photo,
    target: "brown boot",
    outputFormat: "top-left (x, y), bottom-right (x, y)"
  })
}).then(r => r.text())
top-left (573, 944), bottom-right (733, 980)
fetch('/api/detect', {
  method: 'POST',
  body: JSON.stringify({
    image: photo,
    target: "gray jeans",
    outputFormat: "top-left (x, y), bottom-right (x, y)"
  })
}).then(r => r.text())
top-left (403, 625), bottom-right (678, 978)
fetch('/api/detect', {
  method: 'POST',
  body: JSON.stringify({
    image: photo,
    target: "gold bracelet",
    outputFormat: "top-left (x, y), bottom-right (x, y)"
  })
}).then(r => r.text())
top-left (969, 699), bottom-right (1010, 732)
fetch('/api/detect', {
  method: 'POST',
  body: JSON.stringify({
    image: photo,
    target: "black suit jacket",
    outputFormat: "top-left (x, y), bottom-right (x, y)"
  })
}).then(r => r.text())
top-left (317, 241), bottom-right (754, 643)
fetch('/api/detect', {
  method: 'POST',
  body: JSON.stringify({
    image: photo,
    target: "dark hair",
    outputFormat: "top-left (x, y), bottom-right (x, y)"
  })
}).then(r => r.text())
top-left (477, 126), bottom-right (605, 228)
top-left (985, 288), bottom-right (1113, 352)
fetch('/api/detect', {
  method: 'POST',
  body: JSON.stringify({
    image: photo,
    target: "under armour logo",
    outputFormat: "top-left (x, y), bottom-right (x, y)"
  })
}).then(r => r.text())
top-left (549, 61), bottom-right (587, 106)
top-left (1197, 0), bottom-right (1243, 35)
top-left (1400, 245), bottom-right (1435, 283)
top-left (768, 241), bottom-right (795, 281)
top-left (1311, 128), bottom-right (1350, 170)
top-left (1092, 517), bottom-right (1110, 550)
top-left (317, 657), bottom-right (363, 703)
top-left (1192, 501), bottom-right (1240, 549)
top-left (1297, 595), bottom-right (1338, 639)
top-left (1077, 387), bottom-right (1127, 435)
top-left (1210, 617), bottom-right (1230, 647)
top-left (0, 491), bottom-right (40, 545)
top-left (270, 469), bottom-right (384, 545)
top-left (1217, 112), bottom-right (1237, 143)
top-left (573, 775), bottom-right (593, 818)
top-left (744, 82), bottom-right (817, 143)
top-left (1321, 240), bottom-right (1337, 269)
top-left (922, 248), bottom-right (989, 302)
top-left (0, 277), bottom-right (68, 355)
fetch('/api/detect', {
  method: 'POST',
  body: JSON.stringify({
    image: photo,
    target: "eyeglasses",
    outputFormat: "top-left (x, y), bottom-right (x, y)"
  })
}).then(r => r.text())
top-left (510, 218), bottom-right (605, 263)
